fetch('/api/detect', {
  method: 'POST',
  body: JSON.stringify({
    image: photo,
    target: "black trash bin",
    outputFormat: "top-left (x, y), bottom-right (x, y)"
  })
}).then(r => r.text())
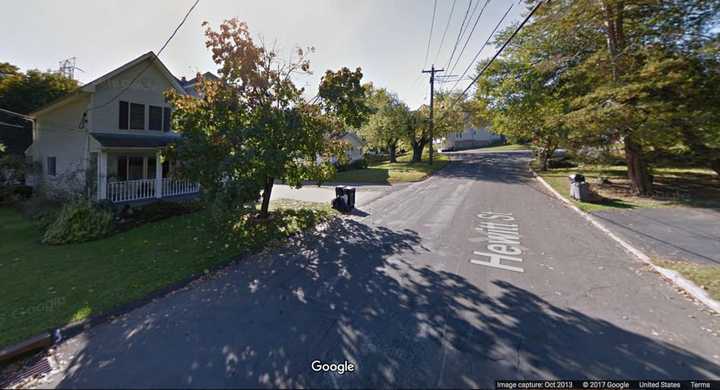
top-left (332, 186), bottom-right (356, 213)
top-left (345, 187), bottom-right (356, 210)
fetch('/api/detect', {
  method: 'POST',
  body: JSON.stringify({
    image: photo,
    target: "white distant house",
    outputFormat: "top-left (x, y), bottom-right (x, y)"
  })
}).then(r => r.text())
top-left (437, 113), bottom-right (503, 151)
top-left (25, 51), bottom-right (202, 203)
top-left (329, 132), bottom-right (365, 164)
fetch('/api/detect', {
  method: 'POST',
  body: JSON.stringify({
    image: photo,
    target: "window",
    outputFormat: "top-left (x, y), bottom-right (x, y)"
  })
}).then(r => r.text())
top-left (149, 105), bottom-right (162, 131)
top-left (119, 101), bottom-right (129, 129)
top-left (128, 156), bottom-right (144, 179)
top-left (162, 107), bottom-right (171, 132)
top-left (130, 103), bottom-right (145, 130)
top-left (117, 156), bottom-right (128, 180)
top-left (47, 157), bottom-right (56, 176)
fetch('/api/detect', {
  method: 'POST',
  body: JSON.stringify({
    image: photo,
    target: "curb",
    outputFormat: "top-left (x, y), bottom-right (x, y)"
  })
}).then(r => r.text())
top-left (531, 169), bottom-right (720, 315)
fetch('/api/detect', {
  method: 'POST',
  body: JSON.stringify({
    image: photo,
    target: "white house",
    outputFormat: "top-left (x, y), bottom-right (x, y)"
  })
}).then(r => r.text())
top-left (25, 51), bottom-right (200, 203)
top-left (329, 132), bottom-right (365, 164)
top-left (437, 113), bottom-right (504, 151)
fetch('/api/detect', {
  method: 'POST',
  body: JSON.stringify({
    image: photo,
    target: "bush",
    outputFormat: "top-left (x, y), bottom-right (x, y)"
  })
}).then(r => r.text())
top-left (349, 158), bottom-right (368, 170)
top-left (337, 158), bottom-right (368, 172)
top-left (548, 157), bottom-right (578, 169)
top-left (42, 200), bottom-right (114, 245)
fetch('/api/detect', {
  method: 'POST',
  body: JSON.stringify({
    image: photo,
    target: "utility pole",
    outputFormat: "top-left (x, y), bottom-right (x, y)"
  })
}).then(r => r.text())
top-left (422, 64), bottom-right (444, 165)
top-left (58, 57), bottom-right (83, 80)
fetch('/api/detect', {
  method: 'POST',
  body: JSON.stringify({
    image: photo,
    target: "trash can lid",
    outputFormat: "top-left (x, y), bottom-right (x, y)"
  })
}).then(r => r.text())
top-left (568, 173), bottom-right (586, 182)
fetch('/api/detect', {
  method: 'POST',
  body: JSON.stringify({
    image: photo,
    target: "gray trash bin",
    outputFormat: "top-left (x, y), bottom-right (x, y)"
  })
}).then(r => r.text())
top-left (568, 174), bottom-right (591, 201)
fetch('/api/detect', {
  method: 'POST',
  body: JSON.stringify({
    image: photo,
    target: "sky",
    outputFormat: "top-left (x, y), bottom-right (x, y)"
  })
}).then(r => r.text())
top-left (1, 0), bottom-right (525, 109)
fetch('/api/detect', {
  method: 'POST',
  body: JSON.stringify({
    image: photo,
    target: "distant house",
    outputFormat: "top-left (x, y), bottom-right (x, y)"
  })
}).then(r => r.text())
top-left (25, 51), bottom-right (201, 203)
top-left (0, 112), bottom-right (32, 156)
top-left (330, 132), bottom-right (365, 164)
top-left (437, 113), bottom-right (503, 151)
top-left (177, 71), bottom-right (220, 97)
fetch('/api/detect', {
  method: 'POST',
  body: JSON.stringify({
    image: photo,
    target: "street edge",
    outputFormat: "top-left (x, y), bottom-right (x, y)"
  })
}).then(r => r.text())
top-left (530, 168), bottom-right (720, 315)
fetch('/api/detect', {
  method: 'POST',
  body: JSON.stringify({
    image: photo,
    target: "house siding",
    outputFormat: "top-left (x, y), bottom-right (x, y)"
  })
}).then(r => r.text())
top-left (92, 58), bottom-right (177, 134)
top-left (28, 95), bottom-right (90, 192)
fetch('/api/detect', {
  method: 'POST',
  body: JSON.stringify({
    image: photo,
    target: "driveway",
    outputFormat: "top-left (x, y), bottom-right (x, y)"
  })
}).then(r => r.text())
top-left (34, 150), bottom-right (720, 388)
top-left (270, 182), bottom-right (402, 208)
top-left (593, 207), bottom-right (720, 266)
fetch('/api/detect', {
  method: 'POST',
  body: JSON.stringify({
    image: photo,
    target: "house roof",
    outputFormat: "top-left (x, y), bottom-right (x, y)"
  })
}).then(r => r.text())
top-left (31, 52), bottom-right (187, 117)
top-left (91, 132), bottom-right (181, 148)
top-left (178, 71), bottom-right (220, 87)
top-left (332, 131), bottom-right (366, 145)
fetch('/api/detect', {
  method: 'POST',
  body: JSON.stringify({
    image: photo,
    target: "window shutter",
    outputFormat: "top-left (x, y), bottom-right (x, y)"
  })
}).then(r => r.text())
top-left (119, 101), bottom-right (129, 130)
top-left (149, 106), bottom-right (162, 131)
top-left (47, 157), bottom-right (56, 176)
top-left (163, 107), bottom-right (171, 132)
top-left (130, 103), bottom-right (145, 130)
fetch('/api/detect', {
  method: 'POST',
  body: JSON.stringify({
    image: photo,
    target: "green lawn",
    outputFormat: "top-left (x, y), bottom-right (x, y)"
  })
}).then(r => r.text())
top-left (473, 143), bottom-right (530, 152)
top-left (333, 152), bottom-right (450, 184)
top-left (655, 259), bottom-right (720, 301)
top-left (0, 200), bottom-right (335, 348)
top-left (537, 165), bottom-right (720, 213)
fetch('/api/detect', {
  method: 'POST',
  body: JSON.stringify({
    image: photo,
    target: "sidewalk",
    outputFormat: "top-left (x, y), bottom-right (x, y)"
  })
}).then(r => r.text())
top-left (592, 207), bottom-right (720, 266)
top-left (270, 183), bottom-right (407, 208)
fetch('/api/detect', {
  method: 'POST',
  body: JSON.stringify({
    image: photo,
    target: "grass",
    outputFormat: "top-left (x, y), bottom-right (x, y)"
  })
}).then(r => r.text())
top-left (537, 164), bottom-right (720, 213)
top-left (333, 151), bottom-right (450, 184)
top-left (655, 259), bottom-right (720, 301)
top-left (473, 143), bottom-right (530, 152)
top-left (0, 199), bottom-right (336, 348)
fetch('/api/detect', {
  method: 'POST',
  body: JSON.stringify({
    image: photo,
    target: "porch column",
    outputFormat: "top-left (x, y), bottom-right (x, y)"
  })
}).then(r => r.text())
top-left (155, 150), bottom-right (162, 199)
top-left (97, 151), bottom-right (108, 200)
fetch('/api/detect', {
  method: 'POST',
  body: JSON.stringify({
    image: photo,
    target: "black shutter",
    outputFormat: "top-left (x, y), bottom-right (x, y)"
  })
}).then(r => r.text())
top-left (162, 107), bottom-right (171, 132)
top-left (130, 103), bottom-right (145, 130)
top-left (119, 101), bottom-right (129, 129)
top-left (149, 106), bottom-right (162, 131)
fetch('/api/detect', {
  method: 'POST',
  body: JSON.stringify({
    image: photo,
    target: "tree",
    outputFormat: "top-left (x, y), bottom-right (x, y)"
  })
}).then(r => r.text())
top-left (474, 0), bottom-right (720, 189)
top-left (166, 19), bottom-right (365, 219)
top-left (359, 86), bottom-right (405, 162)
top-left (402, 107), bottom-right (427, 163)
top-left (318, 67), bottom-right (370, 129)
top-left (0, 66), bottom-right (77, 114)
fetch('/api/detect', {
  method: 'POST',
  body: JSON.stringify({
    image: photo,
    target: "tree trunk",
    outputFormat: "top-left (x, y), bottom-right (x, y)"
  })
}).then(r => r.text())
top-left (260, 176), bottom-right (274, 219)
top-left (388, 143), bottom-right (397, 163)
top-left (535, 144), bottom-right (555, 171)
top-left (624, 137), bottom-right (652, 195)
top-left (411, 139), bottom-right (426, 163)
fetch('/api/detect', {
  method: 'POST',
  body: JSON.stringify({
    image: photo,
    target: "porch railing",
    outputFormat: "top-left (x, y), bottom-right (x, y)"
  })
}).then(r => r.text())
top-left (161, 178), bottom-right (200, 197)
top-left (107, 178), bottom-right (199, 203)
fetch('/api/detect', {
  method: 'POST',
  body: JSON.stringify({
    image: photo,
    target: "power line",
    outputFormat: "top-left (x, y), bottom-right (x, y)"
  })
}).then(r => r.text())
top-left (433, 0), bottom-right (457, 64)
top-left (441, 0), bottom-right (548, 120)
top-left (448, 0), bottom-right (491, 76)
top-left (423, 0), bottom-right (438, 69)
top-left (85, 0), bottom-right (200, 114)
top-left (450, 2), bottom-right (514, 92)
top-left (444, 0), bottom-right (476, 72)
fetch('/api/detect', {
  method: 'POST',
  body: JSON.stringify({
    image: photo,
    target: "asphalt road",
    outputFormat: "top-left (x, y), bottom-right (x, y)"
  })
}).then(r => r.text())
top-left (36, 151), bottom-right (720, 388)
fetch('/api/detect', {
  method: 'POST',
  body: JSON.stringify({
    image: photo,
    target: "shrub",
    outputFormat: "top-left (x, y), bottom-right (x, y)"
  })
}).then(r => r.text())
top-left (42, 200), bottom-right (114, 245)
top-left (349, 158), bottom-right (368, 170)
top-left (548, 157), bottom-right (578, 169)
top-left (337, 158), bottom-right (368, 172)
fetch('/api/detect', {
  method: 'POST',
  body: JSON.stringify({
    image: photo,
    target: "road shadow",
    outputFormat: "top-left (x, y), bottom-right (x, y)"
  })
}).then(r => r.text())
top-left (54, 218), bottom-right (720, 388)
